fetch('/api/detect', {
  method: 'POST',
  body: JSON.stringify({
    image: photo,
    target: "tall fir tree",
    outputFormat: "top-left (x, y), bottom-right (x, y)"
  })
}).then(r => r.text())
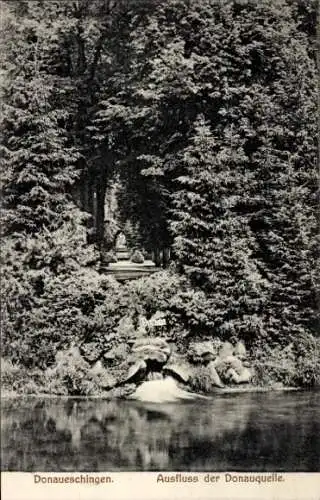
top-left (1, 1), bottom-right (81, 235)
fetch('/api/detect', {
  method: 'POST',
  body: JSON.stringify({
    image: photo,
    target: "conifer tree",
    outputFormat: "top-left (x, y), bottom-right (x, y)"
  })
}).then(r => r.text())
top-left (139, 0), bottom-right (318, 342)
top-left (1, 1), bottom-right (81, 235)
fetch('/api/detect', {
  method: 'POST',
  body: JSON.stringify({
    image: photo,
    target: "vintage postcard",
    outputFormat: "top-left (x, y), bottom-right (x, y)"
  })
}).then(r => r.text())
top-left (1, 0), bottom-right (319, 499)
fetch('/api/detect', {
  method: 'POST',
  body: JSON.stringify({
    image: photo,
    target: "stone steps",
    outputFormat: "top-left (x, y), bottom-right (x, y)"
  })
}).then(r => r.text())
top-left (116, 249), bottom-right (130, 260)
top-left (100, 260), bottom-right (158, 281)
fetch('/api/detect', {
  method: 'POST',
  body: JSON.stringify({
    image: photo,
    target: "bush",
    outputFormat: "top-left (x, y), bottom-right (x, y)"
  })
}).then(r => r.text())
top-left (1, 267), bottom-right (119, 369)
top-left (294, 333), bottom-right (320, 387)
top-left (44, 347), bottom-right (105, 396)
top-left (251, 333), bottom-right (320, 388)
top-left (130, 250), bottom-right (145, 264)
top-left (1, 222), bottom-right (113, 369)
top-left (251, 343), bottom-right (296, 387)
top-left (3, 217), bottom-right (318, 393)
top-left (1, 358), bottom-right (44, 394)
top-left (102, 251), bottom-right (118, 264)
top-left (188, 366), bottom-right (215, 394)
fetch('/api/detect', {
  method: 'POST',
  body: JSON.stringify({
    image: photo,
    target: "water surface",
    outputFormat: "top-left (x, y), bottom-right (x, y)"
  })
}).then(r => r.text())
top-left (1, 391), bottom-right (319, 471)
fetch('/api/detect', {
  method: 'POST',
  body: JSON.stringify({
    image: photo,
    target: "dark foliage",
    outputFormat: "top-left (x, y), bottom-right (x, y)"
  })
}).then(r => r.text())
top-left (1, 0), bottom-right (318, 388)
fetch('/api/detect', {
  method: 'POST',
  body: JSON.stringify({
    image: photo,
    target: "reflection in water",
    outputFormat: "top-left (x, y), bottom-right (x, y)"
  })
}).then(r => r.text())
top-left (1, 391), bottom-right (319, 471)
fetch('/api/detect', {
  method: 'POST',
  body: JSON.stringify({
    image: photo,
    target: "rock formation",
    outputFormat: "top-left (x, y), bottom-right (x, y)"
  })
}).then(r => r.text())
top-left (59, 334), bottom-right (253, 398)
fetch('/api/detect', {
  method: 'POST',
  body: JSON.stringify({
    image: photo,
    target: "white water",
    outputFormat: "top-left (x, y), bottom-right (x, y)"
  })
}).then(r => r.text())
top-left (129, 376), bottom-right (199, 403)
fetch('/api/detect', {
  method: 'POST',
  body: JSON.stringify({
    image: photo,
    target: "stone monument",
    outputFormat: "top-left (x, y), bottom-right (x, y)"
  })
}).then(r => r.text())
top-left (100, 230), bottom-right (157, 280)
top-left (115, 232), bottom-right (129, 261)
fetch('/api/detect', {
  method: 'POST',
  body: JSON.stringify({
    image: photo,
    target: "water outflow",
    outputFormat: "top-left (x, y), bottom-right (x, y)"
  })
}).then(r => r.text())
top-left (129, 376), bottom-right (202, 403)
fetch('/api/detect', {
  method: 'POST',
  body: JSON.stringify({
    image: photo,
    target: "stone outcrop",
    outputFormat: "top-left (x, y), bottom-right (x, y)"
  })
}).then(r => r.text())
top-left (89, 360), bottom-right (117, 389)
top-left (188, 341), bottom-right (216, 364)
top-left (130, 337), bottom-right (171, 363)
top-left (234, 340), bottom-right (247, 359)
top-left (186, 340), bottom-right (253, 389)
top-left (65, 336), bottom-right (252, 397)
top-left (115, 337), bottom-right (172, 387)
top-left (206, 361), bottom-right (225, 388)
top-left (213, 341), bottom-right (253, 385)
top-left (120, 338), bottom-right (253, 396)
top-left (122, 359), bottom-right (147, 384)
top-left (163, 363), bottom-right (192, 384)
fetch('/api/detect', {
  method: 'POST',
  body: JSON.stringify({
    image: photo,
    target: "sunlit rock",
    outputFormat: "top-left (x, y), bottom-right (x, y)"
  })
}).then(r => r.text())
top-left (123, 359), bottom-right (147, 383)
top-left (146, 371), bottom-right (163, 381)
top-left (132, 337), bottom-right (170, 350)
top-left (225, 366), bottom-right (252, 384)
top-left (234, 341), bottom-right (247, 360)
top-left (214, 353), bottom-right (252, 385)
top-left (207, 361), bottom-right (225, 388)
top-left (89, 360), bottom-right (117, 389)
top-left (219, 342), bottom-right (234, 359)
top-left (188, 342), bottom-right (216, 364)
top-left (131, 337), bottom-right (171, 365)
top-left (163, 364), bottom-right (192, 383)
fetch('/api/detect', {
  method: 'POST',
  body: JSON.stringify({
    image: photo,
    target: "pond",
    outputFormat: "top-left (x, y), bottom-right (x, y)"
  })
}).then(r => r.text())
top-left (1, 390), bottom-right (319, 472)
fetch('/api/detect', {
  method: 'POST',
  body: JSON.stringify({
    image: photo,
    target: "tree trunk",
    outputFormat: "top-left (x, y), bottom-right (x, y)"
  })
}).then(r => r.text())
top-left (96, 180), bottom-right (106, 247)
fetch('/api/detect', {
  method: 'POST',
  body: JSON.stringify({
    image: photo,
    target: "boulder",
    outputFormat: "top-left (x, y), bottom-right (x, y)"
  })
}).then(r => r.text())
top-left (130, 337), bottom-right (171, 365)
top-left (213, 354), bottom-right (252, 385)
top-left (123, 359), bottom-right (147, 383)
top-left (213, 355), bottom-right (243, 381)
top-left (89, 361), bottom-right (117, 389)
top-left (116, 316), bottom-right (135, 338)
top-left (146, 372), bottom-right (163, 381)
top-left (188, 342), bottom-right (215, 364)
top-left (218, 342), bottom-right (234, 359)
top-left (163, 364), bottom-right (192, 384)
top-left (132, 348), bottom-right (169, 365)
top-left (133, 344), bottom-right (171, 357)
top-left (145, 351), bottom-right (168, 364)
top-left (132, 337), bottom-right (170, 350)
top-left (90, 360), bottom-right (104, 374)
top-left (225, 367), bottom-right (252, 384)
top-left (207, 361), bottom-right (225, 388)
top-left (234, 341), bottom-right (247, 360)
top-left (217, 355), bottom-right (243, 372)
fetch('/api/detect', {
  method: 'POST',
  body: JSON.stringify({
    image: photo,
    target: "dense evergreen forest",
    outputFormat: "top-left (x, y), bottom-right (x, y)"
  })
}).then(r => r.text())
top-left (1, 0), bottom-right (319, 395)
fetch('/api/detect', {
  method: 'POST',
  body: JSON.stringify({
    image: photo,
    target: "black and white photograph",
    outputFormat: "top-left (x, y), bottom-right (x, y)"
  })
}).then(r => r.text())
top-left (1, 0), bottom-right (319, 485)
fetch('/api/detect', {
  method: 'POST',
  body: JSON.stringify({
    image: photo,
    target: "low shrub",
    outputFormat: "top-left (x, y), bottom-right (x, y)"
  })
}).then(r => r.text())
top-left (44, 347), bottom-right (105, 396)
top-left (188, 366), bottom-right (215, 394)
top-left (294, 333), bottom-right (320, 387)
top-left (251, 343), bottom-right (298, 387)
top-left (124, 270), bottom-right (189, 335)
top-left (1, 358), bottom-right (44, 394)
top-left (251, 333), bottom-right (320, 388)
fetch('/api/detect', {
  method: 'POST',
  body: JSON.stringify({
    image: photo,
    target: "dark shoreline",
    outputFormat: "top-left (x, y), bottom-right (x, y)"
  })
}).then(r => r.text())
top-left (1, 385), bottom-right (302, 399)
